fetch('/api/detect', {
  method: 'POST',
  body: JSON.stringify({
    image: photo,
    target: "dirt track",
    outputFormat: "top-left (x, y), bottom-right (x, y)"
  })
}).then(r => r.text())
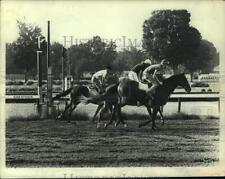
top-left (6, 114), bottom-right (219, 167)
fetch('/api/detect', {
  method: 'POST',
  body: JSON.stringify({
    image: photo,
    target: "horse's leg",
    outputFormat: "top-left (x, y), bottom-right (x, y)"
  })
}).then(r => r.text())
top-left (115, 106), bottom-right (127, 127)
top-left (56, 101), bottom-right (72, 120)
top-left (138, 106), bottom-right (152, 128)
top-left (92, 103), bottom-right (104, 122)
top-left (151, 107), bottom-right (159, 130)
top-left (104, 105), bottom-right (117, 128)
top-left (67, 102), bottom-right (78, 123)
top-left (158, 106), bottom-right (164, 125)
top-left (96, 103), bottom-right (107, 128)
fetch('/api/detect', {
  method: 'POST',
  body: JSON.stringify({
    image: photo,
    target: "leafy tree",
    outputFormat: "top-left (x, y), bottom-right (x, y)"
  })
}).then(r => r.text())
top-left (6, 43), bottom-right (23, 74)
top-left (143, 10), bottom-right (202, 72)
top-left (11, 20), bottom-right (45, 81)
top-left (50, 42), bottom-right (66, 79)
top-left (68, 43), bottom-right (93, 79)
top-left (189, 40), bottom-right (219, 74)
top-left (113, 46), bottom-right (145, 71)
top-left (68, 36), bottom-right (117, 79)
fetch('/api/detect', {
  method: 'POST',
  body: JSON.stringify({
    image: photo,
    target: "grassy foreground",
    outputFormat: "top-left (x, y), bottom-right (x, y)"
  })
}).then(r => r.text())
top-left (6, 112), bottom-right (219, 167)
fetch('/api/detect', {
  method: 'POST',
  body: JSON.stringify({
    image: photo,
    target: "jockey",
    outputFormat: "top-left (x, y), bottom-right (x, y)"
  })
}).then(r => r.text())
top-left (142, 59), bottom-right (170, 98)
top-left (128, 59), bottom-right (152, 82)
top-left (91, 65), bottom-right (114, 93)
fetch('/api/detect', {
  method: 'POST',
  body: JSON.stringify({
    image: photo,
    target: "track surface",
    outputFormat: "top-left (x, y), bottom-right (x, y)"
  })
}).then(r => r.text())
top-left (6, 114), bottom-right (219, 167)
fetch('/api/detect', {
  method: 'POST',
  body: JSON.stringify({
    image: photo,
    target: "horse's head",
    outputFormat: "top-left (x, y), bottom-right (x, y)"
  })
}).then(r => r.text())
top-left (177, 73), bottom-right (191, 93)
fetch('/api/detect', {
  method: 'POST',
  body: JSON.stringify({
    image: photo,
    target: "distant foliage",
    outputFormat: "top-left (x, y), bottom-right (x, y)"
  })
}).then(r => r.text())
top-left (11, 20), bottom-right (45, 81)
top-left (6, 15), bottom-right (218, 81)
top-left (143, 10), bottom-right (202, 72)
top-left (113, 47), bottom-right (145, 71)
top-left (68, 36), bottom-right (117, 79)
top-left (191, 40), bottom-right (219, 74)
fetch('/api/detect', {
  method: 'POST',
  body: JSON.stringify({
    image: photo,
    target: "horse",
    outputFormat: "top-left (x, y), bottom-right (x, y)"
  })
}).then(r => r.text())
top-left (52, 75), bottom-right (119, 126)
top-left (85, 73), bottom-right (191, 130)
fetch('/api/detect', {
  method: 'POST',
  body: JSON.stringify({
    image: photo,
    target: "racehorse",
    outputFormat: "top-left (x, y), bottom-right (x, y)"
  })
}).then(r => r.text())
top-left (52, 75), bottom-right (119, 125)
top-left (85, 73), bottom-right (191, 130)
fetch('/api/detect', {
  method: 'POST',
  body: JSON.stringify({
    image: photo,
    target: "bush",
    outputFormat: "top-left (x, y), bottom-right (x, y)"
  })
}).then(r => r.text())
top-left (191, 82), bottom-right (209, 87)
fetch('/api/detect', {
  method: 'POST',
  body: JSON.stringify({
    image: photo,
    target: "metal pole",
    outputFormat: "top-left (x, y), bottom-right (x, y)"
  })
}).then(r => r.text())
top-left (47, 20), bottom-right (52, 107)
top-left (62, 46), bottom-right (64, 91)
top-left (218, 100), bottom-right (220, 113)
top-left (178, 98), bottom-right (181, 112)
top-left (68, 50), bottom-right (71, 76)
top-left (37, 51), bottom-right (43, 104)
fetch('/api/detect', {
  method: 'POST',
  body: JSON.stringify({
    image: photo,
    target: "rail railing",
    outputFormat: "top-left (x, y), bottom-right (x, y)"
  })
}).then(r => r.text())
top-left (5, 92), bottom-right (220, 112)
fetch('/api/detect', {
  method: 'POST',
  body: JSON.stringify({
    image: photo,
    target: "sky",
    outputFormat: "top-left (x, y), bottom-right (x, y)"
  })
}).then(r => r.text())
top-left (1, 0), bottom-right (225, 52)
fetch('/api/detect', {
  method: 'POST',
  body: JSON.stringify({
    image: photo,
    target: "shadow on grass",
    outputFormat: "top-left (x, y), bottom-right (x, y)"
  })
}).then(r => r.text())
top-left (7, 114), bottom-right (41, 122)
top-left (7, 111), bottom-right (218, 122)
top-left (121, 112), bottom-right (218, 121)
top-left (7, 112), bottom-right (90, 122)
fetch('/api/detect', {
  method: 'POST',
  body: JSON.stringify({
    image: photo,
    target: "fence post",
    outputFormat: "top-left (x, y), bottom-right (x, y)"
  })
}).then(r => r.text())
top-left (178, 98), bottom-right (181, 113)
top-left (218, 100), bottom-right (220, 113)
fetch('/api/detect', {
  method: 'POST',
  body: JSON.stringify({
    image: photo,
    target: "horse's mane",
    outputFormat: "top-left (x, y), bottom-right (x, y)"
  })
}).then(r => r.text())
top-left (163, 73), bottom-right (183, 84)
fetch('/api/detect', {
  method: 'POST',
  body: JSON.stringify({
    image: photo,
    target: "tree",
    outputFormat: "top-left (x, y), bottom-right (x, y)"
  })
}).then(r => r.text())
top-left (113, 46), bottom-right (145, 71)
top-left (143, 10), bottom-right (202, 72)
top-left (68, 36), bottom-right (117, 79)
top-left (188, 40), bottom-right (219, 75)
top-left (12, 20), bottom-right (45, 81)
top-left (50, 42), bottom-right (66, 79)
top-left (6, 43), bottom-right (23, 74)
top-left (68, 43), bottom-right (93, 79)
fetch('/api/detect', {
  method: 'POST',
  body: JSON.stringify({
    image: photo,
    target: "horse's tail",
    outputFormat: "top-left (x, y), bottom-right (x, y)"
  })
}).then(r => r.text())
top-left (52, 88), bottom-right (73, 101)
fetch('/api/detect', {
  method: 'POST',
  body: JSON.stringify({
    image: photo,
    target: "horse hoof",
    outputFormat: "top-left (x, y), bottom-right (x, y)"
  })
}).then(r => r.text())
top-left (104, 123), bottom-right (107, 128)
top-left (124, 124), bottom-right (128, 128)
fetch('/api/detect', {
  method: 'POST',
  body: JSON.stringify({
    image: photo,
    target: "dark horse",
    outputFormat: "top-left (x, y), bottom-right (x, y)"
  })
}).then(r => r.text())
top-left (86, 73), bottom-right (191, 130)
top-left (52, 85), bottom-right (95, 122)
top-left (52, 76), bottom-right (119, 124)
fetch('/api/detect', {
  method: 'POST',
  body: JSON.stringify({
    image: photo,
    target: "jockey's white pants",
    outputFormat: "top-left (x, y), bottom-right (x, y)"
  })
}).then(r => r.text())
top-left (128, 71), bottom-right (139, 82)
top-left (142, 74), bottom-right (159, 94)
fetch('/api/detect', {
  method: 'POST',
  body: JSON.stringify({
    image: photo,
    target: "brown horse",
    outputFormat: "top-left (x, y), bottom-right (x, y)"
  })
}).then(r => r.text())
top-left (52, 75), bottom-right (119, 125)
top-left (52, 85), bottom-right (101, 123)
top-left (85, 73), bottom-right (191, 130)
